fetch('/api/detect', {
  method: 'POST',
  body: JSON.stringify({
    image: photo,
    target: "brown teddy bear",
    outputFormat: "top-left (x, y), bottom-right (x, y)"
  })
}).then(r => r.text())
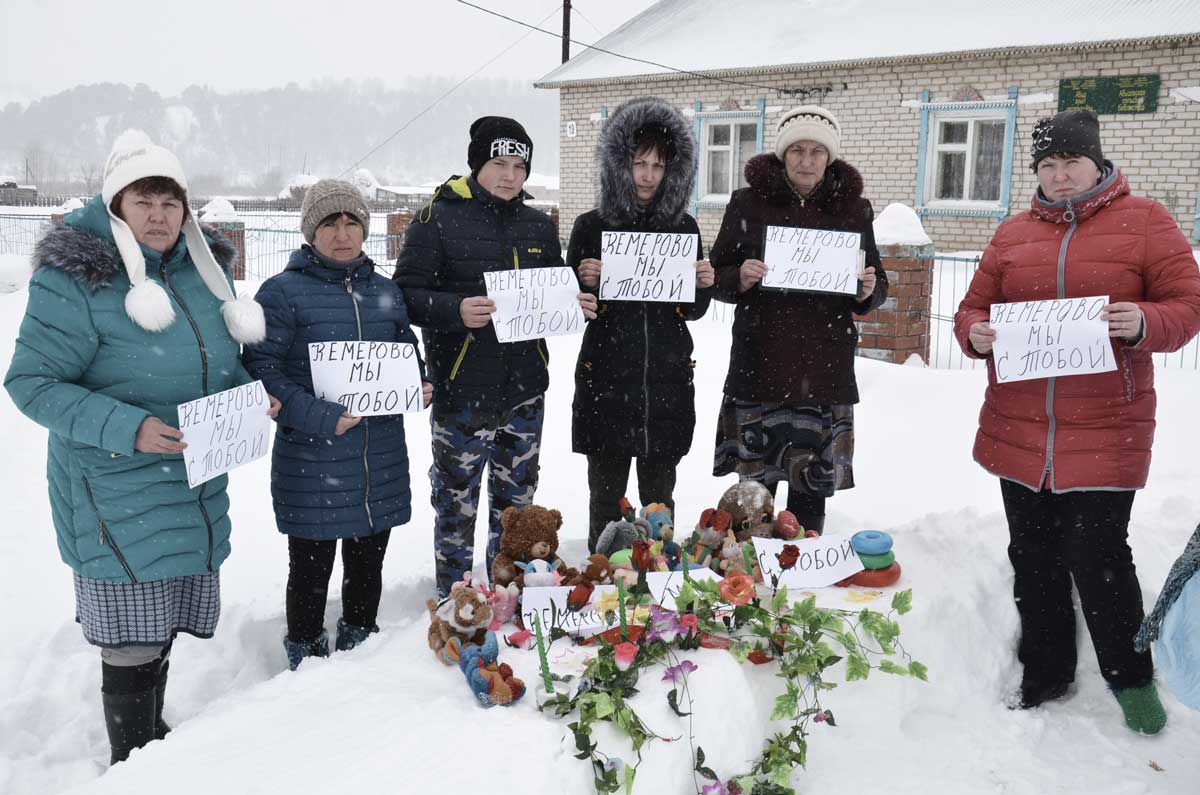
top-left (491, 504), bottom-right (577, 591)
top-left (567, 553), bottom-right (616, 587)
top-left (717, 481), bottom-right (804, 542)
top-left (426, 581), bottom-right (493, 665)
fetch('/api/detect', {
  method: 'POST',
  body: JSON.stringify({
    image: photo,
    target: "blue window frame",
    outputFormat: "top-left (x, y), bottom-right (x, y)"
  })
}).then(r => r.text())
top-left (916, 87), bottom-right (1019, 221)
top-left (691, 99), bottom-right (766, 211)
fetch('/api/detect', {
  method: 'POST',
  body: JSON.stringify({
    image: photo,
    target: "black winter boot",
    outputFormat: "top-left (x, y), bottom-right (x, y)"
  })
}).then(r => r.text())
top-left (101, 660), bottom-right (159, 765)
top-left (795, 514), bottom-right (825, 536)
top-left (154, 658), bottom-right (171, 740)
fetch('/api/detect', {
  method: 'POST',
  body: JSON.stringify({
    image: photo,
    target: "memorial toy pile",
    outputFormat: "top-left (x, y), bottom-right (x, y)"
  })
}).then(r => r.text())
top-left (424, 482), bottom-right (923, 795)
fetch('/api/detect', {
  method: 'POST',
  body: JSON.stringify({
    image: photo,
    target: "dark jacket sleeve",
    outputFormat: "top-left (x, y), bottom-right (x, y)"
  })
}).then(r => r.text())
top-left (853, 200), bottom-right (888, 315)
top-left (710, 193), bottom-right (753, 304)
top-left (393, 209), bottom-right (467, 332)
top-left (391, 283), bottom-right (429, 381)
top-left (242, 278), bottom-right (343, 437)
top-left (682, 217), bottom-right (711, 321)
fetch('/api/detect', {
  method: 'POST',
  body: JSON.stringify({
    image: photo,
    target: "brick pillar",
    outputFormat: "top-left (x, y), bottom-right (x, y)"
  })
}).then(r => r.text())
top-left (856, 242), bottom-right (935, 364)
top-left (50, 213), bottom-right (65, 227)
top-left (208, 222), bottom-right (246, 280)
top-left (387, 209), bottom-right (413, 261)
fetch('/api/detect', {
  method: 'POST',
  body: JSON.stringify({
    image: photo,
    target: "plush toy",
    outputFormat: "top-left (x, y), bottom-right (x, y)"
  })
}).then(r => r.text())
top-left (427, 581), bottom-right (493, 665)
top-left (718, 528), bottom-right (749, 576)
top-left (568, 554), bottom-right (616, 587)
top-left (679, 507), bottom-right (731, 570)
top-left (459, 631), bottom-right (526, 707)
top-left (595, 517), bottom-right (652, 559)
top-left (640, 504), bottom-right (674, 540)
top-left (491, 504), bottom-right (577, 591)
top-left (516, 558), bottom-right (563, 588)
top-left (486, 582), bottom-right (520, 628)
top-left (717, 481), bottom-right (807, 541)
top-left (657, 524), bottom-right (682, 571)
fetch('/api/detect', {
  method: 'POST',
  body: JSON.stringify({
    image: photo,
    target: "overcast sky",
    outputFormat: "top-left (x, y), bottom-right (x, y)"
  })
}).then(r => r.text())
top-left (0, 0), bottom-right (659, 105)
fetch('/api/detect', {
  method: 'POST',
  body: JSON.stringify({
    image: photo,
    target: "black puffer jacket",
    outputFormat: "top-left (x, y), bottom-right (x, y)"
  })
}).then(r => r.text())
top-left (395, 175), bottom-right (562, 410)
top-left (710, 155), bottom-right (887, 404)
top-left (570, 97), bottom-right (711, 459)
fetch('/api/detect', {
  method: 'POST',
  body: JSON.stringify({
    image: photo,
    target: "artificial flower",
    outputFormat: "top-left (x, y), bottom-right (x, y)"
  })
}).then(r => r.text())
top-left (678, 613), bottom-right (699, 635)
top-left (646, 604), bottom-right (682, 643)
top-left (719, 573), bottom-right (756, 606)
top-left (701, 780), bottom-right (727, 795)
top-left (776, 544), bottom-right (800, 571)
top-left (567, 581), bottom-right (595, 611)
top-left (595, 588), bottom-right (620, 617)
top-left (631, 540), bottom-right (653, 572)
top-left (504, 628), bottom-right (534, 649)
top-left (614, 641), bottom-right (639, 671)
top-left (661, 659), bottom-right (698, 683)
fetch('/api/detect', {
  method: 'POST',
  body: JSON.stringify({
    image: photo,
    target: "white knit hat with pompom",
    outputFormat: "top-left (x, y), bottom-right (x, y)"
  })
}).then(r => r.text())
top-left (102, 129), bottom-right (264, 343)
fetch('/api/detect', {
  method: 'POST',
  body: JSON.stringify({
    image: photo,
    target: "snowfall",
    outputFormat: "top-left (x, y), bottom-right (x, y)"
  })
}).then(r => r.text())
top-left (0, 249), bottom-right (1198, 795)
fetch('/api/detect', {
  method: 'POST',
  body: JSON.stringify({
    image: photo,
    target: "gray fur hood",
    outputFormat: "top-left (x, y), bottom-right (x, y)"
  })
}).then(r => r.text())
top-left (34, 222), bottom-right (236, 293)
top-left (597, 97), bottom-right (696, 228)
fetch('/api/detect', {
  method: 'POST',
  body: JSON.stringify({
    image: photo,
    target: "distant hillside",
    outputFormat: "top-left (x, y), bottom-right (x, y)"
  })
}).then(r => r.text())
top-left (0, 78), bottom-right (560, 195)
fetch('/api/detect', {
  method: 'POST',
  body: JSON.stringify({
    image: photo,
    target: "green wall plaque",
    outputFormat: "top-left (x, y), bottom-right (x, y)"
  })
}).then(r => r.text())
top-left (1058, 75), bottom-right (1160, 114)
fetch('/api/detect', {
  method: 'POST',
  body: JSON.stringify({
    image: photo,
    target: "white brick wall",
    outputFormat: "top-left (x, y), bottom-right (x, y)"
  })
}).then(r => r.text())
top-left (548, 40), bottom-right (1200, 252)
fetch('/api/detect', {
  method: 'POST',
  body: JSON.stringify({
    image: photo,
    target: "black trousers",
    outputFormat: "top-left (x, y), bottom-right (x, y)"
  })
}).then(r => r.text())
top-left (767, 482), bottom-right (826, 525)
top-left (587, 454), bottom-right (678, 552)
top-left (286, 532), bottom-right (392, 643)
top-left (1000, 479), bottom-right (1153, 690)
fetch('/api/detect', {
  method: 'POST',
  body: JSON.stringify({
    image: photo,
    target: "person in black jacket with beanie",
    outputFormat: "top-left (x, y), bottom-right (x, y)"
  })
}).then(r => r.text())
top-left (396, 116), bottom-right (597, 598)
top-left (567, 97), bottom-right (713, 550)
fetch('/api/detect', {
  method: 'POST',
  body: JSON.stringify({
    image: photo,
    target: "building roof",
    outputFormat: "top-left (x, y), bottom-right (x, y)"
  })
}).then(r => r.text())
top-left (536, 0), bottom-right (1200, 87)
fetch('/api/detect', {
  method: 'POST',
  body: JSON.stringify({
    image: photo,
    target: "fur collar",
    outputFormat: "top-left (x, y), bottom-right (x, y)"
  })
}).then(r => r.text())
top-left (34, 223), bottom-right (236, 292)
top-left (744, 154), bottom-right (865, 216)
top-left (597, 97), bottom-right (696, 228)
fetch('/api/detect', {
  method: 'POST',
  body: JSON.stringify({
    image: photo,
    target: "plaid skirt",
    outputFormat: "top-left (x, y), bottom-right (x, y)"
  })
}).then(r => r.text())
top-left (74, 571), bottom-right (221, 648)
top-left (713, 396), bottom-right (854, 497)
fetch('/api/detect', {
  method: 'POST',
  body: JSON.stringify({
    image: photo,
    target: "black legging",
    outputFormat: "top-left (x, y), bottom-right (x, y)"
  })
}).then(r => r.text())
top-left (286, 532), bottom-right (391, 642)
top-left (766, 482), bottom-right (826, 530)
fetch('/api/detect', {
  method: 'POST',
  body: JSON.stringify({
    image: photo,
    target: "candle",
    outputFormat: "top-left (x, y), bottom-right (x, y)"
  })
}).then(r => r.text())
top-left (533, 613), bottom-right (553, 691)
top-left (617, 578), bottom-right (628, 641)
top-left (682, 548), bottom-right (690, 582)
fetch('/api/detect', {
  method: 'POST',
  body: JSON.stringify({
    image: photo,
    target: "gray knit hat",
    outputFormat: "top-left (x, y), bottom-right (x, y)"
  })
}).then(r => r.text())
top-left (300, 179), bottom-right (371, 244)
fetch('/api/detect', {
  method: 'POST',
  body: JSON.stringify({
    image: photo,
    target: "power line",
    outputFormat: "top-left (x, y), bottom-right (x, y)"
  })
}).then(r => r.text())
top-left (453, 0), bottom-right (795, 95)
top-left (571, 3), bottom-right (604, 36)
top-left (337, 3), bottom-right (564, 177)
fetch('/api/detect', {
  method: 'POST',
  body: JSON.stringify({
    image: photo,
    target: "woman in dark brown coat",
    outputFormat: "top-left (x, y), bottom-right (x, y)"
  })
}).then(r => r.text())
top-left (709, 105), bottom-right (887, 533)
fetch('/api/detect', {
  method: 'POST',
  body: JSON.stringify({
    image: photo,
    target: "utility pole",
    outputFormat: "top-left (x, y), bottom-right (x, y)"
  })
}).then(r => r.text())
top-left (562, 0), bottom-right (571, 63)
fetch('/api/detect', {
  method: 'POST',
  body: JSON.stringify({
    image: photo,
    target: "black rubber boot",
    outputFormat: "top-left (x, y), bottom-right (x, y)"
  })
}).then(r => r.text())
top-left (154, 658), bottom-right (171, 740)
top-left (102, 660), bottom-right (159, 765)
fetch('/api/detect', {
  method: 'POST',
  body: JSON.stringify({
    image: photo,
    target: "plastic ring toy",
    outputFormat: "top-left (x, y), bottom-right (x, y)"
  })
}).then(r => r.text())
top-left (857, 550), bottom-right (895, 570)
top-left (845, 562), bottom-right (901, 588)
top-left (851, 530), bottom-right (893, 556)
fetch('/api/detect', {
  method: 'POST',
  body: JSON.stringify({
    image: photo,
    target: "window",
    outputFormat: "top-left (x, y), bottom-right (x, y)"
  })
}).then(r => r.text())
top-left (701, 121), bottom-right (757, 197)
top-left (931, 116), bottom-right (1006, 202)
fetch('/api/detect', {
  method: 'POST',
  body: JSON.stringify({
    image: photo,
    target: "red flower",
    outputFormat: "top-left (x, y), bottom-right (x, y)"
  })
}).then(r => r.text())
top-left (747, 649), bottom-right (774, 665)
top-left (678, 613), bottom-right (699, 635)
top-left (631, 540), bottom-right (653, 572)
top-left (776, 544), bottom-right (800, 571)
top-left (718, 573), bottom-right (756, 606)
top-left (567, 581), bottom-right (595, 611)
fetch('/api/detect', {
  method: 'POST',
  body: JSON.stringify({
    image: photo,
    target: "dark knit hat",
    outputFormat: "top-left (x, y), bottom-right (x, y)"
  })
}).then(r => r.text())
top-left (467, 116), bottom-right (533, 174)
top-left (1030, 109), bottom-right (1104, 172)
top-left (300, 178), bottom-right (371, 244)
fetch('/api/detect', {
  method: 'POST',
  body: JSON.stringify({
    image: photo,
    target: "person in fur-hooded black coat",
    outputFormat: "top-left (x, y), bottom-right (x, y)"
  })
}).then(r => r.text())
top-left (567, 97), bottom-right (713, 549)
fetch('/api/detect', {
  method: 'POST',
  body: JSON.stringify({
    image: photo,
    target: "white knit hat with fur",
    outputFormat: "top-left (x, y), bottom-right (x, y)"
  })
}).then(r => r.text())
top-left (102, 129), bottom-right (264, 344)
top-left (774, 105), bottom-right (841, 162)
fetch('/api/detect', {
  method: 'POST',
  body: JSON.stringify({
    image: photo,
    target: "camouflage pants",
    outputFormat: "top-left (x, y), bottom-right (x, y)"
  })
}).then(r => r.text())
top-left (430, 394), bottom-right (544, 598)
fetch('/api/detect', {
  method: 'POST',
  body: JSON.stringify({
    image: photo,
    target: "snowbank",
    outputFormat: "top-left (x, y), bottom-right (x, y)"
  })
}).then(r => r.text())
top-left (0, 295), bottom-right (1197, 793)
top-left (874, 203), bottom-right (932, 247)
top-left (0, 253), bottom-right (32, 292)
top-left (278, 174), bottom-right (319, 201)
top-left (197, 199), bottom-right (239, 223)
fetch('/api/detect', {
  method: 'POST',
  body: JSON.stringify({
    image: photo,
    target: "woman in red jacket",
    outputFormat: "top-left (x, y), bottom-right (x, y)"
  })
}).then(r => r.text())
top-left (955, 110), bottom-right (1200, 733)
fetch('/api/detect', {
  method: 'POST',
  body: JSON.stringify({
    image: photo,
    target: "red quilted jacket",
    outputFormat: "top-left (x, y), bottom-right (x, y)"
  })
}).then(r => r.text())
top-left (955, 169), bottom-right (1200, 491)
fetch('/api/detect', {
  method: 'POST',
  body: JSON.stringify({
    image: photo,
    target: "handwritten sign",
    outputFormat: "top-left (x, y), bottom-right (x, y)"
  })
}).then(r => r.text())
top-left (754, 535), bottom-right (863, 589)
top-left (762, 226), bottom-right (860, 294)
top-left (645, 567), bottom-right (723, 611)
top-left (485, 266), bottom-right (585, 343)
top-left (178, 381), bottom-right (272, 488)
top-left (990, 295), bottom-right (1115, 384)
top-left (308, 341), bottom-right (423, 416)
top-left (599, 231), bottom-right (697, 303)
top-left (520, 585), bottom-right (617, 637)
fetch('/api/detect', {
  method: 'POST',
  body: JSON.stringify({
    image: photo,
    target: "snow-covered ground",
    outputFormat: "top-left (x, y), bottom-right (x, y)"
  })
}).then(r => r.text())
top-left (0, 272), bottom-right (1198, 794)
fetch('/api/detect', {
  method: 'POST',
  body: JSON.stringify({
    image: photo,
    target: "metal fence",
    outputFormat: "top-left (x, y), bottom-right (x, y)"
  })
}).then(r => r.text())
top-left (924, 251), bottom-right (1200, 371)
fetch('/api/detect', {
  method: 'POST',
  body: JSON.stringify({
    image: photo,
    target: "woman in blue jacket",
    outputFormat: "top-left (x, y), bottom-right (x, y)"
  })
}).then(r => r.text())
top-left (4, 130), bottom-right (272, 764)
top-left (244, 179), bottom-right (431, 670)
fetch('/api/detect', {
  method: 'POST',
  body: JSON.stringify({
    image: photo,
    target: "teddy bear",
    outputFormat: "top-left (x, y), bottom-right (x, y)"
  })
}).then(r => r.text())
top-left (491, 504), bottom-right (577, 591)
top-left (568, 554), bottom-right (616, 587)
top-left (427, 580), bottom-right (493, 666)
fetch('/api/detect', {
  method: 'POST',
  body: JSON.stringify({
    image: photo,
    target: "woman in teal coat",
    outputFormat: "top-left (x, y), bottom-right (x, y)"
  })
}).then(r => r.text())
top-left (4, 131), bottom-right (275, 764)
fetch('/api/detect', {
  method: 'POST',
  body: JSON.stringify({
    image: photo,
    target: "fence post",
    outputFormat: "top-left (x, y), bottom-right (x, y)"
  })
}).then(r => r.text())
top-left (387, 209), bottom-right (413, 261)
top-left (856, 242), bottom-right (935, 364)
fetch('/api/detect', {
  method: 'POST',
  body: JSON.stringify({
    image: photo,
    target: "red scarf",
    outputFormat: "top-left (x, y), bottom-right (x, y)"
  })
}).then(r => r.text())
top-left (1029, 169), bottom-right (1130, 224)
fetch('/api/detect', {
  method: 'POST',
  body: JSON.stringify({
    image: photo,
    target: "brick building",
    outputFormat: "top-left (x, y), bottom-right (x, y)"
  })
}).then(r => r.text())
top-left (536, 0), bottom-right (1200, 252)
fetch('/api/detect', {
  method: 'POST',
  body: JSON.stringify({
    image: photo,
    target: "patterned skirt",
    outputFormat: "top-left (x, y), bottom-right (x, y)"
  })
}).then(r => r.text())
top-left (713, 396), bottom-right (855, 497)
top-left (74, 571), bottom-right (221, 648)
